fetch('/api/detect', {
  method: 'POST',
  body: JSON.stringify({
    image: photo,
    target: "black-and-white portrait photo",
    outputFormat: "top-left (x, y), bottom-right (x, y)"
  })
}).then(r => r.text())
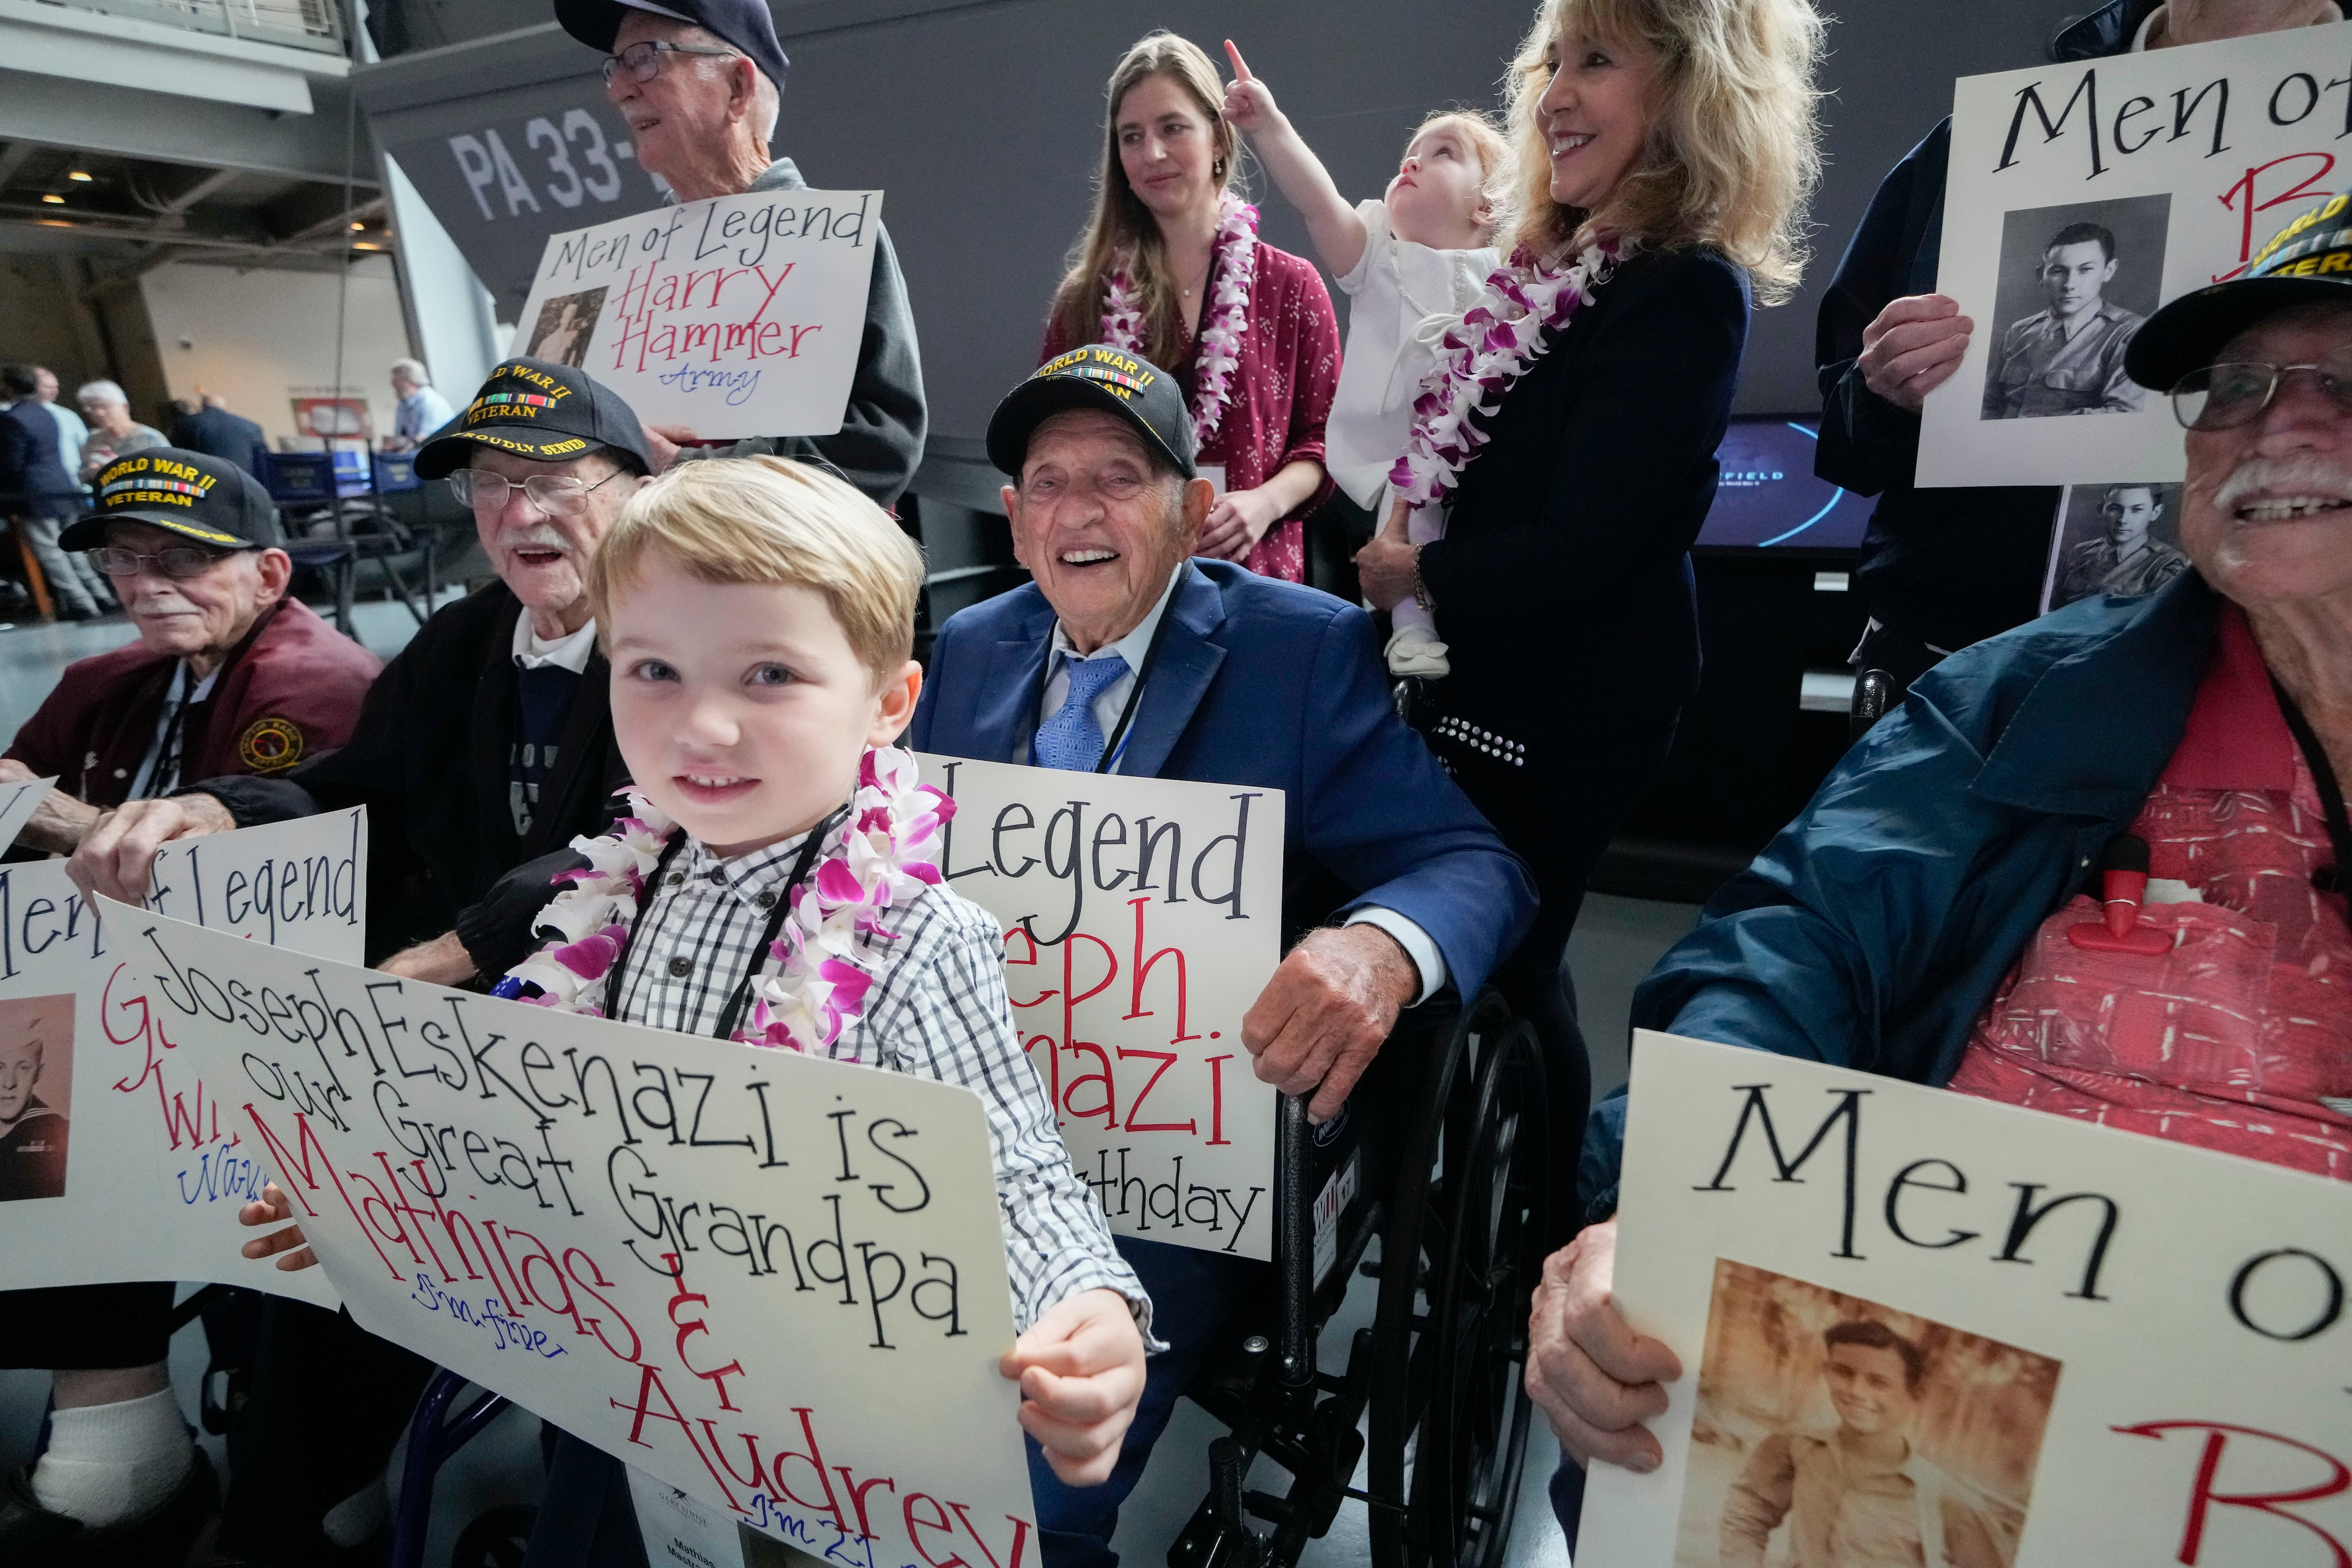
top-left (2042, 481), bottom-right (2190, 613)
top-left (1981, 195), bottom-right (2171, 421)
top-left (1671, 1260), bottom-right (2057, 1568)
top-left (524, 287), bottom-right (607, 369)
top-left (0, 995), bottom-right (71, 1202)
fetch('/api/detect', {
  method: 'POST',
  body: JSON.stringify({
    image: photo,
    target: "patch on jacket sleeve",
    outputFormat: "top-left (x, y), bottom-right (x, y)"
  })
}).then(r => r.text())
top-left (237, 716), bottom-right (304, 773)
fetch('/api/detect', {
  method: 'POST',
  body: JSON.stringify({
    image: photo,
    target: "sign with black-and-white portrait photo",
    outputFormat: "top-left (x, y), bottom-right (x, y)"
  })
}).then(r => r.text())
top-left (1922, 23), bottom-right (2352, 486)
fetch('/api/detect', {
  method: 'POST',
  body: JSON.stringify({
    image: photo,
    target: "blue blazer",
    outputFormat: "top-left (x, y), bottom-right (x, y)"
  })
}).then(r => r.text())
top-left (911, 560), bottom-right (1537, 999)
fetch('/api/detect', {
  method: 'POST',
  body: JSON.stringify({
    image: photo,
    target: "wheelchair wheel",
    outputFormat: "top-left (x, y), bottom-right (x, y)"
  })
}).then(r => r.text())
top-left (1366, 995), bottom-right (1550, 1568)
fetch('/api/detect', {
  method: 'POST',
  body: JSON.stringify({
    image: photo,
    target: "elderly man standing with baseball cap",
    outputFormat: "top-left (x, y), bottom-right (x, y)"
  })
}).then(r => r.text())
top-left (64, 359), bottom-right (653, 1562)
top-left (555, 0), bottom-right (928, 506)
top-left (1529, 189), bottom-right (2352, 1544)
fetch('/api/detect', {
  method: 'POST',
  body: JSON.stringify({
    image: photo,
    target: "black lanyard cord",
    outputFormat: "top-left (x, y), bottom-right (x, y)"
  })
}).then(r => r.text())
top-left (2271, 677), bottom-right (2352, 894)
top-left (1031, 596), bottom-right (1179, 775)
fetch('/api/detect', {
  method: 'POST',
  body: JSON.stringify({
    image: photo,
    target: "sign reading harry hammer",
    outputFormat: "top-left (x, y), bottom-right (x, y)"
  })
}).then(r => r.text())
top-left (1580, 1032), bottom-right (2352, 1567)
top-left (107, 898), bottom-right (1037, 1563)
top-left (510, 189), bottom-right (881, 439)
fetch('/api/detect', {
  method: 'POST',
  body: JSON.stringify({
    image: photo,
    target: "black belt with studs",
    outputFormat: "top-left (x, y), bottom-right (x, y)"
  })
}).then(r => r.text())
top-left (1431, 714), bottom-right (1526, 767)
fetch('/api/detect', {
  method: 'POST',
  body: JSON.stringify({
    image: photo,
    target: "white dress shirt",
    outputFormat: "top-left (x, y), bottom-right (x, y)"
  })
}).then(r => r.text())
top-left (1033, 566), bottom-right (1449, 1004)
top-left (509, 613), bottom-right (598, 673)
top-left (131, 663), bottom-right (220, 800)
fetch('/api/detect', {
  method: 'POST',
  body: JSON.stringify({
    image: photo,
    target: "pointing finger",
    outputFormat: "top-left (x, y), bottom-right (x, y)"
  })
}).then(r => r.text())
top-left (1224, 39), bottom-right (1253, 82)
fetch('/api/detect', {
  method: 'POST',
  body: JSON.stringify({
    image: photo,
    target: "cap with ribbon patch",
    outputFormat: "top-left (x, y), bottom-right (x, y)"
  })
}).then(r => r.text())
top-left (414, 358), bottom-right (654, 480)
top-left (58, 447), bottom-right (280, 552)
top-left (2129, 190), bottom-right (2352, 392)
top-left (986, 345), bottom-right (1198, 479)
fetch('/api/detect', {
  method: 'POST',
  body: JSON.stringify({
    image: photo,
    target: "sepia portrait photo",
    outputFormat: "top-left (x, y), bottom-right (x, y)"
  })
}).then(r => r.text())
top-left (1981, 194), bottom-right (2171, 422)
top-left (0, 994), bottom-right (72, 1202)
top-left (1670, 1260), bottom-right (2059, 1568)
top-left (2041, 481), bottom-right (2189, 613)
top-left (525, 287), bottom-right (607, 369)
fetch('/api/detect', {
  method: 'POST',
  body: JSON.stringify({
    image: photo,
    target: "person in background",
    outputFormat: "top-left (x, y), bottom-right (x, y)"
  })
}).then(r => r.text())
top-left (2057, 483), bottom-right (2188, 602)
top-left (169, 392), bottom-right (267, 468)
top-left (382, 358), bottom-right (456, 452)
top-left (1043, 32), bottom-right (1339, 582)
top-left (0, 365), bottom-right (111, 620)
top-left (31, 368), bottom-right (88, 486)
top-left (1348, 0), bottom-right (1822, 1229)
top-left (1820, 0), bottom-right (2345, 702)
top-left (1528, 192), bottom-right (2352, 1544)
top-left (0, 446), bottom-right (378, 1564)
top-left (1221, 39), bottom-right (1509, 671)
top-left (555, 0), bottom-right (929, 508)
top-left (76, 380), bottom-right (165, 486)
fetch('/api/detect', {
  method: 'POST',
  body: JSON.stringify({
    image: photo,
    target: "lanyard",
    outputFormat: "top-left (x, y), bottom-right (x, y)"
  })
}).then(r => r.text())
top-left (2271, 678), bottom-right (2352, 898)
top-left (137, 671), bottom-right (196, 800)
top-left (602, 805), bottom-right (848, 1037)
top-left (1032, 602), bottom-right (1176, 775)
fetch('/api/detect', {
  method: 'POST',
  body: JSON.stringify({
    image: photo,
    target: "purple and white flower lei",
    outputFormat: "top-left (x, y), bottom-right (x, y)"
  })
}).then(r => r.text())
top-left (1389, 240), bottom-right (1618, 513)
top-left (493, 746), bottom-right (956, 1059)
top-left (1102, 190), bottom-right (1259, 446)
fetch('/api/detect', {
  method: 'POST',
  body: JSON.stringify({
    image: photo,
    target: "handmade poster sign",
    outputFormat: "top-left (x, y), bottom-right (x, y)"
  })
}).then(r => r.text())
top-left (0, 810), bottom-right (366, 1309)
top-left (0, 776), bottom-right (56, 853)
top-left (917, 754), bottom-right (1282, 1262)
top-left (509, 188), bottom-right (882, 438)
top-left (107, 897), bottom-right (1038, 1562)
top-left (1920, 24), bottom-right (2352, 486)
top-left (1579, 1031), bottom-right (2352, 1565)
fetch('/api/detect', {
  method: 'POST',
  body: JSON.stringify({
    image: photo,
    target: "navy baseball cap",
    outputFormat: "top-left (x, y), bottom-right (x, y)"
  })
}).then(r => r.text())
top-left (555, 0), bottom-right (790, 96)
top-left (414, 358), bottom-right (654, 480)
top-left (60, 448), bottom-right (281, 552)
top-left (987, 346), bottom-right (1198, 479)
top-left (2130, 190), bottom-right (2352, 391)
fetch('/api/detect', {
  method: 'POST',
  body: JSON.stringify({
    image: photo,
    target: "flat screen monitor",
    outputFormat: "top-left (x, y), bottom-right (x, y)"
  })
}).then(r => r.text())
top-left (1695, 417), bottom-right (1871, 554)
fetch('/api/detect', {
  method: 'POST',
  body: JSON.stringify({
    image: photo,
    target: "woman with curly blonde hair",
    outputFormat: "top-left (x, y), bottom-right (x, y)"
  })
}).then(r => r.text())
top-left (1352, 0), bottom-right (1823, 1214)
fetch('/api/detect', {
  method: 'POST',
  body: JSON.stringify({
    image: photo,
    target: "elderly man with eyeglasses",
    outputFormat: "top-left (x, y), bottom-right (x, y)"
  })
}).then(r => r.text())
top-left (554, 0), bottom-right (927, 505)
top-left (1529, 190), bottom-right (2352, 1539)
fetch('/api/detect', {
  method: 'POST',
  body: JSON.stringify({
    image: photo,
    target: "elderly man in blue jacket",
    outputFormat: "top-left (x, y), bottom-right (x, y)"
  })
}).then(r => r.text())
top-left (914, 346), bottom-right (1535, 1567)
top-left (1530, 191), bottom-right (2352, 1538)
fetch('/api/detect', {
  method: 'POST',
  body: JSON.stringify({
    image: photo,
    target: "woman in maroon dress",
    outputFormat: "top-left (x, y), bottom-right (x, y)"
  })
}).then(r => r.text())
top-left (1043, 31), bottom-right (1338, 582)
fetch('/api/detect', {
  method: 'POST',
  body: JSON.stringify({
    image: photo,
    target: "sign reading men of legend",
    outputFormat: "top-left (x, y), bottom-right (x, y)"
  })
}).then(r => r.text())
top-left (1920, 23), bottom-right (2352, 487)
top-left (509, 189), bottom-right (881, 439)
top-left (0, 808), bottom-right (367, 1312)
top-left (1579, 1031), bottom-right (2352, 1566)
top-left (105, 897), bottom-right (1038, 1566)
top-left (918, 756), bottom-right (1282, 1261)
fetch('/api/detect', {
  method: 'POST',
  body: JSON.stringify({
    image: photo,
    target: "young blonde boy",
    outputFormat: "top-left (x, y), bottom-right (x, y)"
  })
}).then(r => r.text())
top-left (242, 457), bottom-right (1150, 1525)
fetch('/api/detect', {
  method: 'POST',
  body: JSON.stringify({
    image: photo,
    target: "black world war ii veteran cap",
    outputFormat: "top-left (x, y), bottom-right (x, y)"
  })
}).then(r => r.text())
top-left (414, 358), bottom-right (654, 480)
top-left (59, 447), bottom-right (280, 552)
top-left (2130, 191), bottom-right (2352, 392)
top-left (986, 346), bottom-right (1198, 479)
top-left (554, 0), bottom-right (791, 96)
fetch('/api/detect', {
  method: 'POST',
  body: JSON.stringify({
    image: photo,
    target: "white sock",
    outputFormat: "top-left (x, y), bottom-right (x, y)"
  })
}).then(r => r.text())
top-left (28, 1389), bottom-right (194, 1529)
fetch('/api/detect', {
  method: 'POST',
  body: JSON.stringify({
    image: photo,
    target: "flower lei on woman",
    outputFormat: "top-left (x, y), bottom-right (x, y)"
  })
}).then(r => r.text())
top-left (494, 747), bottom-right (956, 1057)
top-left (1389, 239), bottom-right (1618, 513)
top-left (1102, 189), bottom-right (1259, 446)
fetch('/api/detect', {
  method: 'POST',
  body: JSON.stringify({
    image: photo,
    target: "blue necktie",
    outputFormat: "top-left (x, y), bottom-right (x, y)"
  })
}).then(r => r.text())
top-left (1034, 654), bottom-right (1129, 772)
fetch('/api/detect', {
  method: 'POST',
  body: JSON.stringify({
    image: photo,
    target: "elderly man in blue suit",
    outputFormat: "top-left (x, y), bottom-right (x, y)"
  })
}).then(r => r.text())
top-left (913, 345), bottom-right (1536, 1567)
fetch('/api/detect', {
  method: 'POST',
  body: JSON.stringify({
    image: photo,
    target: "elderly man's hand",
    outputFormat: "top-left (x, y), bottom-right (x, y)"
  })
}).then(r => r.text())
top-left (0, 759), bottom-right (101, 856)
top-left (1525, 1219), bottom-right (1683, 1472)
top-left (644, 423), bottom-right (699, 473)
top-left (67, 793), bottom-right (236, 907)
top-left (378, 931), bottom-right (479, 987)
top-left (1354, 498), bottom-right (1418, 612)
top-left (1000, 1289), bottom-right (1147, 1486)
top-left (1858, 294), bottom-right (1973, 413)
top-left (1242, 923), bottom-right (1418, 1122)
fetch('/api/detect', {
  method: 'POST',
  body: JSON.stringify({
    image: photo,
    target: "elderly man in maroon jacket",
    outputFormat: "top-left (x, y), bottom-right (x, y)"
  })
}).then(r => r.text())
top-left (0, 446), bottom-right (376, 1562)
top-left (0, 447), bottom-right (378, 856)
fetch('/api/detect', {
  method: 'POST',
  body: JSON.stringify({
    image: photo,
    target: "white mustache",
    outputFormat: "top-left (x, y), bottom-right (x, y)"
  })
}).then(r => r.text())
top-left (497, 528), bottom-right (571, 553)
top-left (2212, 455), bottom-right (2352, 513)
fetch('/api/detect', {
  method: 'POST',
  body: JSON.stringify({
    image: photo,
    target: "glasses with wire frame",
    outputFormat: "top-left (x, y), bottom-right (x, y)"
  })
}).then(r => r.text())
top-left (86, 543), bottom-right (237, 579)
top-left (446, 468), bottom-right (626, 517)
top-left (601, 40), bottom-right (741, 86)
top-left (2170, 356), bottom-right (2352, 431)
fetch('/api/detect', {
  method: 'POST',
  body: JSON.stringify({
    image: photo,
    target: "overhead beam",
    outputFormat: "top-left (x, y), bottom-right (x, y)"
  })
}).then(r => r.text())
top-left (159, 166), bottom-right (243, 215)
top-left (0, 139), bottom-right (36, 188)
top-left (0, 69), bottom-right (379, 188)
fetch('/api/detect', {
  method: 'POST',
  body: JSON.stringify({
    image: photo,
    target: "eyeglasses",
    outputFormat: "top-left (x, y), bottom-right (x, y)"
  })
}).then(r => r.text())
top-left (446, 468), bottom-right (625, 518)
top-left (2171, 356), bottom-right (2352, 431)
top-left (87, 543), bottom-right (233, 580)
top-left (601, 40), bottom-right (741, 86)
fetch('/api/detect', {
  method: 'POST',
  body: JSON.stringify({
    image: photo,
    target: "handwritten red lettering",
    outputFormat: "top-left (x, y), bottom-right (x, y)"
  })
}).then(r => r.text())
top-left (2115, 1419), bottom-right (2352, 1565)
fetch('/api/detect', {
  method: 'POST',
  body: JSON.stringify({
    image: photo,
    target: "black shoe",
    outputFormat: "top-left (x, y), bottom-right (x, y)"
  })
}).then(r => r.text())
top-left (0, 1449), bottom-right (219, 1568)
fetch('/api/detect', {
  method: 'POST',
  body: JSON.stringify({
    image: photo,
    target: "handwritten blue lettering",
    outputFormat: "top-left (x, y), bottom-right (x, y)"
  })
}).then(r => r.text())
top-left (654, 361), bottom-right (763, 407)
top-left (405, 1274), bottom-right (567, 1358)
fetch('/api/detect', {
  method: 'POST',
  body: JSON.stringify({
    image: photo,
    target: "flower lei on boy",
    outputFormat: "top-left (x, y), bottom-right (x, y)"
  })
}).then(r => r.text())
top-left (493, 747), bottom-right (956, 1057)
top-left (1389, 239), bottom-right (1618, 513)
top-left (1102, 189), bottom-right (1259, 446)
